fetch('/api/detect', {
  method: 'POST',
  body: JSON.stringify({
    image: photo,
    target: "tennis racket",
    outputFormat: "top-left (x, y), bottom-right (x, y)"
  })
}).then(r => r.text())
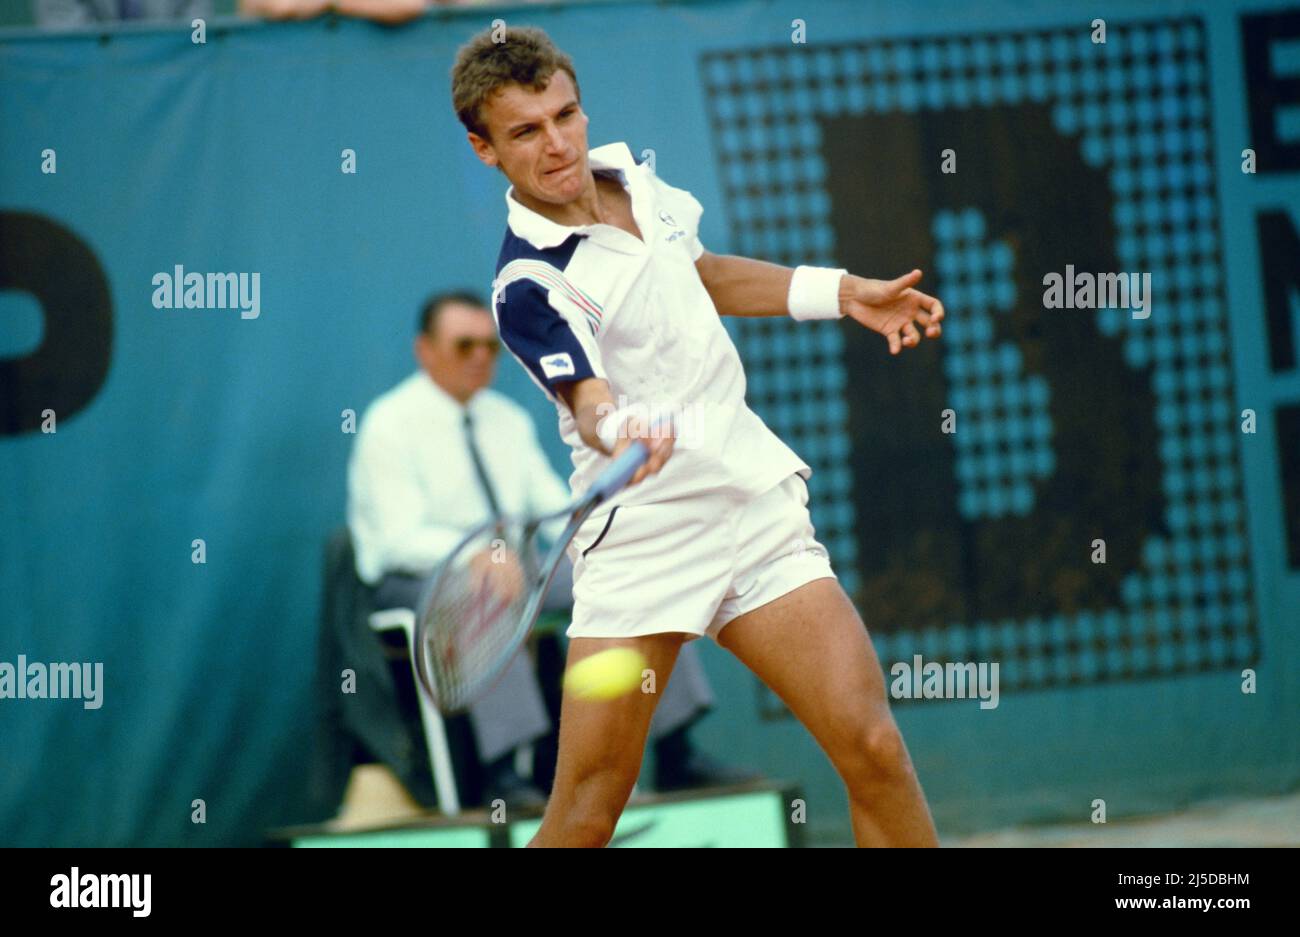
top-left (413, 438), bottom-right (653, 714)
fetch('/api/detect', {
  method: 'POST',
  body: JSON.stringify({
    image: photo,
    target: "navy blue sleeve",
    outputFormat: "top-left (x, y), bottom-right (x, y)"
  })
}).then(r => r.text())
top-left (495, 280), bottom-right (604, 398)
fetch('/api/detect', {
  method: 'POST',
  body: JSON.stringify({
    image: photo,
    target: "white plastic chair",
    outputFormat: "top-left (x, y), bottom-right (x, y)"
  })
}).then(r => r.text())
top-left (367, 607), bottom-right (461, 817)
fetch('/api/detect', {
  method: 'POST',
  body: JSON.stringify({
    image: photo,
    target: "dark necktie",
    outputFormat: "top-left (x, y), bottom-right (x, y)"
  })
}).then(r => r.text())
top-left (462, 410), bottom-right (502, 517)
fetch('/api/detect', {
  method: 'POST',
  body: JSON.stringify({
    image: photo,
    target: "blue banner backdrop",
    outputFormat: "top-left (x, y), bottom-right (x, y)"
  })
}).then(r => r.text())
top-left (1, 0), bottom-right (1298, 845)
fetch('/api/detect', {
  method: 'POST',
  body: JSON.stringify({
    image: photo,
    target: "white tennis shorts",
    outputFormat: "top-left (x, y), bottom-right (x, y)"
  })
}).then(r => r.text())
top-left (565, 472), bottom-right (837, 642)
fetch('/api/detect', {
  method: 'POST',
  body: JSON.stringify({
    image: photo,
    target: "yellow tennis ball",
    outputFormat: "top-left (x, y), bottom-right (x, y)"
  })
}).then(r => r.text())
top-left (565, 647), bottom-right (648, 701)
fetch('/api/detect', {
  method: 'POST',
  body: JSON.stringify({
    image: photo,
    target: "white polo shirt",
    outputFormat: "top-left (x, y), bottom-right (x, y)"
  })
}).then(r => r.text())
top-left (347, 371), bottom-right (571, 584)
top-left (491, 140), bottom-right (808, 508)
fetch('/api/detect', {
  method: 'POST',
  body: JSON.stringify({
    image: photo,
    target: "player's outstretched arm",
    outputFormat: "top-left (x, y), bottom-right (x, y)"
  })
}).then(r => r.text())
top-left (694, 251), bottom-right (944, 355)
top-left (693, 250), bottom-right (794, 317)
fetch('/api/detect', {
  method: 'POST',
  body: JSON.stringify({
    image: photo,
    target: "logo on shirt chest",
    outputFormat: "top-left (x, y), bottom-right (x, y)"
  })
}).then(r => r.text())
top-left (658, 209), bottom-right (689, 245)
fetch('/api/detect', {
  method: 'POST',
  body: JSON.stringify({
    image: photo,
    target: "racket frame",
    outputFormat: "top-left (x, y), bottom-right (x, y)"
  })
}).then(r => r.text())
top-left (413, 440), bottom-right (651, 713)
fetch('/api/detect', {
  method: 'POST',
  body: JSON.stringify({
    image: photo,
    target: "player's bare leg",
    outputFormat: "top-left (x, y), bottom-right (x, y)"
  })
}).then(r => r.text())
top-left (528, 632), bottom-right (688, 847)
top-left (718, 577), bottom-right (939, 847)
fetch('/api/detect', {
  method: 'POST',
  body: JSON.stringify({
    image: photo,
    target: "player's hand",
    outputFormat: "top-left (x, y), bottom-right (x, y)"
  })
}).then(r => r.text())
top-left (468, 548), bottom-right (524, 604)
top-left (841, 269), bottom-right (944, 355)
top-left (613, 416), bottom-right (675, 487)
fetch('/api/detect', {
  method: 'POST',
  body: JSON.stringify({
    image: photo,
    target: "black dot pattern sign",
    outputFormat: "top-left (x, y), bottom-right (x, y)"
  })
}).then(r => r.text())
top-left (701, 20), bottom-right (1257, 706)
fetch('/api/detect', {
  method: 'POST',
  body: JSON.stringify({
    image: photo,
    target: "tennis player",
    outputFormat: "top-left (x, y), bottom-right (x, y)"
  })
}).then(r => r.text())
top-left (452, 26), bottom-right (943, 847)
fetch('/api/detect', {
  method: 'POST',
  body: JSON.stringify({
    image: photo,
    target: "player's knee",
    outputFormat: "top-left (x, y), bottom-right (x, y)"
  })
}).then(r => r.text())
top-left (533, 808), bottom-right (615, 848)
top-left (561, 808), bottom-right (618, 847)
top-left (565, 788), bottom-right (629, 846)
top-left (839, 720), bottom-right (912, 787)
top-left (558, 769), bottom-right (636, 845)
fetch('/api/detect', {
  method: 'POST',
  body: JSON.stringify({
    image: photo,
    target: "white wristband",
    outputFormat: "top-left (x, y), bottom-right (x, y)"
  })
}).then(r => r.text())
top-left (596, 405), bottom-right (634, 451)
top-left (788, 265), bottom-right (847, 320)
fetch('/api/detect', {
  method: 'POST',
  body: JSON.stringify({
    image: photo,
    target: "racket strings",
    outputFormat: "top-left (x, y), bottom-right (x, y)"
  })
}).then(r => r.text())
top-left (418, 537), bottom-right (541, 712)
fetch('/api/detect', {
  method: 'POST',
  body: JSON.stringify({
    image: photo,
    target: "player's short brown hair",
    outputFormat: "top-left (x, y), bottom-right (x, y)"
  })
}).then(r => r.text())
top-left (451, 25), bottom-right (581, 144)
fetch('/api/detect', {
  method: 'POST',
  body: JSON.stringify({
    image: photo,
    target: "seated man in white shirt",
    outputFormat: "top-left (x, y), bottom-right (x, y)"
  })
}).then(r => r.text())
top-left (347, 290), bottom-right (752, 806)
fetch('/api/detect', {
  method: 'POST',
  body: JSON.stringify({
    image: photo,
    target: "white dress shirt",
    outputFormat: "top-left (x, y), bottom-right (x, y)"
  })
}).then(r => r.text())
top-left (347, 370), bottom-right (571, 585)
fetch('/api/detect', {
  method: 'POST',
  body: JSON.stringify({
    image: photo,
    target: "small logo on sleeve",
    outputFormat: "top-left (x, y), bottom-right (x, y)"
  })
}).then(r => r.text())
top-left (540, 352), bottom-right (576, 379)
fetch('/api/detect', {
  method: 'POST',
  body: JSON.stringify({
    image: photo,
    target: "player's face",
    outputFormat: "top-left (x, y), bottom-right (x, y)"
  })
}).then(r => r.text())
top-left (417, 303), bottom-right (500, 403)
top-left (474, 70), bottom-right (589, 204)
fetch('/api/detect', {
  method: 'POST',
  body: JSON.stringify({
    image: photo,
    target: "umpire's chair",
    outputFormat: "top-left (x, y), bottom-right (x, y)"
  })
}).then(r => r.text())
top-left (365, 606), bottom-right (460, 814)
top-left (319, 526), bottom-right (470, 817)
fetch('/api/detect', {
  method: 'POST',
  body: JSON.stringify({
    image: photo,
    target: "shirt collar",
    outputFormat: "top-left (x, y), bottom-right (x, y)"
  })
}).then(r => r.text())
top-left (416, 370), bottom-right (481, 418)
top-left (504, 141), bottom-right (645, 251)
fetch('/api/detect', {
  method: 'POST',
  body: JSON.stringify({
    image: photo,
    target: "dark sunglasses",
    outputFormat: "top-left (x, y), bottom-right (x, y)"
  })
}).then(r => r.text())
top-left (453, 337), bottom-right (501, 357)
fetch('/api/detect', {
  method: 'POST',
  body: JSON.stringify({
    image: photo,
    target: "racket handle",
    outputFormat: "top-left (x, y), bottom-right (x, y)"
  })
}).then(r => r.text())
top-left (589, 439), bottom-right (651, 501)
